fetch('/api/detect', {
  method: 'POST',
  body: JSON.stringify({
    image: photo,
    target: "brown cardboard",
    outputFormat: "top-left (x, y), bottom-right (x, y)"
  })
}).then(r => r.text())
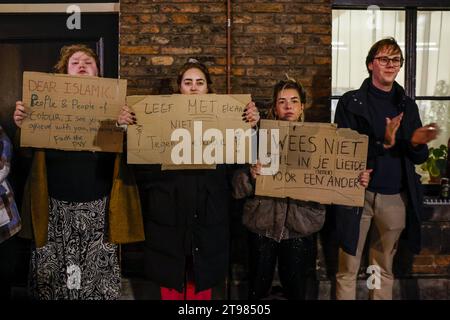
top-left (21, 71), bottom-right (126, 152)
top-left (255, 119), bottom-right (368, 207)
top-left (161, 164), bottom-right (216, 171)
top-left (126, 94), bottom-right (252, 166)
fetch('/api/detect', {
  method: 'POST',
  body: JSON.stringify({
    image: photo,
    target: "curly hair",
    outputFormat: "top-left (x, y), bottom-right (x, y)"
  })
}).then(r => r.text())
top-left (53, 44), bottom-right (100, 75)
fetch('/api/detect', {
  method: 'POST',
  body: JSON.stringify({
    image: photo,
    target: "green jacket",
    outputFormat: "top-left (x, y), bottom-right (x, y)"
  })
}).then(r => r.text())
top-left (19, 150), bottom-right (144, 247)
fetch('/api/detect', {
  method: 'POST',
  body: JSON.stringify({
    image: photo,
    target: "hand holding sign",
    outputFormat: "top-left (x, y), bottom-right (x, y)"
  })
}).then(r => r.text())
top-left (358, 168), bottom-right (373, 188)
top-left (244, 101), bottom-right (260, 128)
top-left (13, 101), bottom-right (27, 128)
top-left (250, 161), bottom-right (262, 180)
top-left (117, 105), bottom-right (136, 126)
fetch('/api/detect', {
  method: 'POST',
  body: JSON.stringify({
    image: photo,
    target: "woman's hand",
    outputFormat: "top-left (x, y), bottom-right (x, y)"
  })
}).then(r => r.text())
top-left (117, 105), bottom-right (136, 125)
top-left (243, 101), bottom-right (260, 128)
top-left (13, 101), bottom-right (27, 128)
top-left (250, 161), bottom-right (262, 180)
top-left (358, 169), bottom-right (373, 188)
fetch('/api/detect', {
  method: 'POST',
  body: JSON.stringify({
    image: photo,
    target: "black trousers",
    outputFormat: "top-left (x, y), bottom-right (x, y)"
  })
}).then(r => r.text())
top-left (247, 232), bottom-right (315, 300)
top-left (0, 236), bottom-right (17, 299)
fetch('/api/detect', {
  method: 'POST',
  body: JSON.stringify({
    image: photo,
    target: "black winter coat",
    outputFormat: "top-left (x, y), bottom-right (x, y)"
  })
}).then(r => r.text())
top-left (332, 78), bottom-right (428, 256)
top-left (137, 164), bottom-right (231, 292)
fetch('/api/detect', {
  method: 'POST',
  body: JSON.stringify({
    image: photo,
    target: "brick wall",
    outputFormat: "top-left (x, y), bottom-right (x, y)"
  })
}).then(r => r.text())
top-left (119, 0), bottom-right (450, 298)
top-left (120, 0), bottom-right (332, 122)
top-left (406, 206), bottom-right (450, 276)
top-left (230, 0), bottom-right (331, 121)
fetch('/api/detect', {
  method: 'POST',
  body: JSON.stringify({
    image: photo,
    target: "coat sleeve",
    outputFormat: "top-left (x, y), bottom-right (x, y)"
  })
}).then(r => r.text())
top-left (334, 94), bottom-right (352, 128)
top-left (0, 126), bottom-right (12, 185)
top-left (231, 165), bottom-right (254, 199)
top-left (404, 142), bottom-right (428, 165)
top-left (400, 101), bottom-right (429, 165)
top-left (334, 94), bottom-right (386, 161)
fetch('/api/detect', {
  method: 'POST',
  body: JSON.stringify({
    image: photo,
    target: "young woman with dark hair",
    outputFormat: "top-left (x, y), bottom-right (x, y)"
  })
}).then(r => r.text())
top-left (118, 58), bottom-right (259, 300)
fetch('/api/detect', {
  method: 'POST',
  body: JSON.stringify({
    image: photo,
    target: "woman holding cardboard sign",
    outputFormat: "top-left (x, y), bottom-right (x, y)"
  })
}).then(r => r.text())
top-left (13, 44), bottom-right (144, 300)
top-left (118, 58), bottom-right (259, 300)
top-left (232, 77), bottom-right (371, 300)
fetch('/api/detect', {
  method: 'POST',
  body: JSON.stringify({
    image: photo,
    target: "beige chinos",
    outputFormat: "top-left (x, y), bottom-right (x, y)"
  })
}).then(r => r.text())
top-left (336, 190), bottom-right (406, 300)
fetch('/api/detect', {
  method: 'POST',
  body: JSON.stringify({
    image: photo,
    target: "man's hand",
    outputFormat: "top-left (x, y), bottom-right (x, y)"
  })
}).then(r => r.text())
top-left (383, 112), bottom-right (403, 149)
top-left (411, 123), bottom-right (439, 147)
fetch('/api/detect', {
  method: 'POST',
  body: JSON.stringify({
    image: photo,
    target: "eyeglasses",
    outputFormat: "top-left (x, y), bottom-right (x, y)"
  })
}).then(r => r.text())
top-left (373, 56), bottom-right (403, 67)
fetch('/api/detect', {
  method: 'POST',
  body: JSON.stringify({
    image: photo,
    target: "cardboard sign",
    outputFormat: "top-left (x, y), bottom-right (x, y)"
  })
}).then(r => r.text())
top-left (127, 94), bottom-right (253, 166)
top-left (255, 119), bottom-right (368, 207)
top-left (21, 72), bottom-right (126, 152)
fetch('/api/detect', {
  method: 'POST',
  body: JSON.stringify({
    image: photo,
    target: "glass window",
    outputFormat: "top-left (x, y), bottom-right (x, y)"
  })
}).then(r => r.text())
top-left (332, 8), bottom-right (450, 185)
top-left (330, 99), bottom-right (338, 123)
top-left (332, 9), bottom-right (405, 96)
top-left (416, 99), bottom-right (450, 183)
top-left (416, 11), bottom-right (450, 184)
top-left (416, 11), bottom-right (450, 97)
top-left (417, 100), bottom-right (450, 149)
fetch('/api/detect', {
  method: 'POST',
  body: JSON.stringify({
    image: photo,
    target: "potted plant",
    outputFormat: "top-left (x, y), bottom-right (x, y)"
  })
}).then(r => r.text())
top-left (420, 144), bottom-right (448, 184)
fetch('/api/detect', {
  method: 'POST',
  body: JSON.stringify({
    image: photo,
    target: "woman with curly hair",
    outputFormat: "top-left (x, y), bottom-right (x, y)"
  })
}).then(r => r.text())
top-left (14, 44), bottom-right (143, 300)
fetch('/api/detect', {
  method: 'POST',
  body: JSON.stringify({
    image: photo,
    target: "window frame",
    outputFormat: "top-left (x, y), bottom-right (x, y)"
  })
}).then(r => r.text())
top-left (331, 3), bottom-right (450, 105)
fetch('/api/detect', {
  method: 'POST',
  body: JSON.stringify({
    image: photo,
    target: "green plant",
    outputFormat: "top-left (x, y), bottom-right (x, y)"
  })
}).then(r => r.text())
top-left (420, 144), bottom-right (448, 178)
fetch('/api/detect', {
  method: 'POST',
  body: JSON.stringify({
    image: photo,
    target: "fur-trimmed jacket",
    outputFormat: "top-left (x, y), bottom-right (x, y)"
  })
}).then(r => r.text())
top-left (232, 166), bottom-right (325, 242)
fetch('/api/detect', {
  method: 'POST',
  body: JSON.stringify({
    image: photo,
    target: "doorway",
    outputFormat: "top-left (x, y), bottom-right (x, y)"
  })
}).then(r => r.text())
top-left (0, 10), bottom-right (119, 296)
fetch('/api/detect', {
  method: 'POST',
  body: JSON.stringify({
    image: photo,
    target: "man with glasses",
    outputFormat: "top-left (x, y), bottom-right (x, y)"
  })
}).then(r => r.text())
top-left (333, 37), bottom-right (438, 300)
